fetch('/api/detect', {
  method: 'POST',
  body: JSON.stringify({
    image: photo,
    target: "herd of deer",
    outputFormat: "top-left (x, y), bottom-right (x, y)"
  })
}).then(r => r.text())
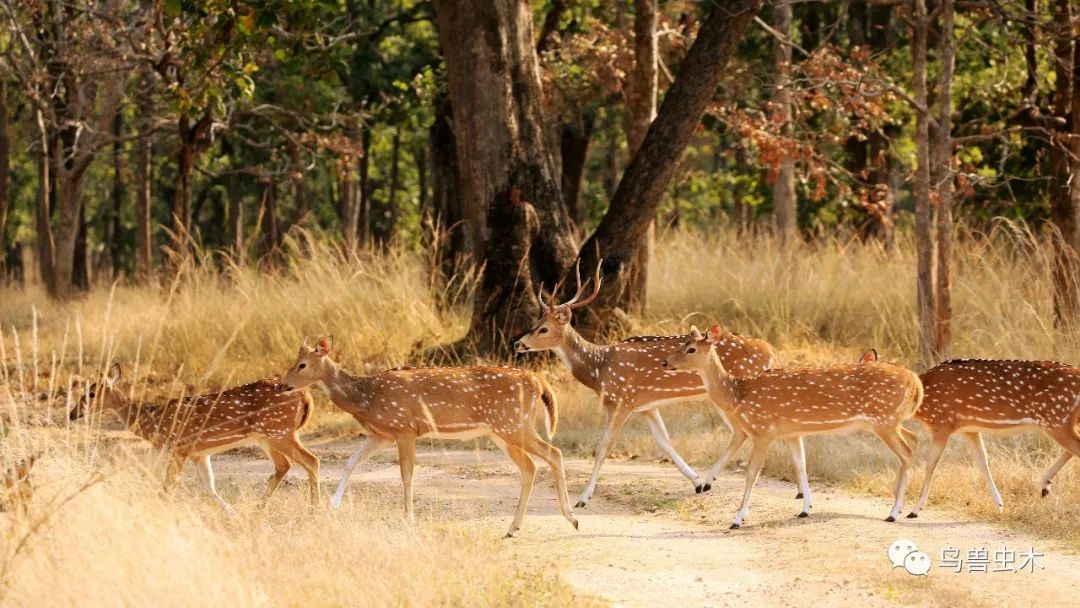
top-left (59, 263), bottom-right (1080, 535)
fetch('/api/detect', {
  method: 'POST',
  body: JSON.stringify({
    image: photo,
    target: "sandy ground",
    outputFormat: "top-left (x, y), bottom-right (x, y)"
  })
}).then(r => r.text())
top-left (213, 439), bottom-right (1080, 607)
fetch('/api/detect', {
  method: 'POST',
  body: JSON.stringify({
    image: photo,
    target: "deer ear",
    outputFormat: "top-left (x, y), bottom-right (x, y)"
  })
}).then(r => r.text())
top-left (689, 325), bottom-right (703, 340)
top-left (316, 335), bottom-right (333, 356)
top-left (705, 325), bottom-right (723, 345)
top-left (107, 362), bottom-right (122, 385)
top-left (860, 349), bottom-right (879, 363)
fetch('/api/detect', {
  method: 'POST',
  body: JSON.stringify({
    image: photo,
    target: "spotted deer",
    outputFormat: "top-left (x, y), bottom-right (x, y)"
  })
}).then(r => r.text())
top-left (857, 352), bottom-right (1080, 518)
top-left (663, 326), bottom-right (923, 528)
top-left (281, 336), bottom-right (577, 537)
top-left (515, 261), bottom-right (810, 511)
top-left (71, 363), bottom-right (320, 511)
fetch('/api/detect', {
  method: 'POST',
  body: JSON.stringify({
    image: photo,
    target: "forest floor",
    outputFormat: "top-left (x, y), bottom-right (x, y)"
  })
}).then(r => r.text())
top-left (215, 440), bottom-right (1080, 607)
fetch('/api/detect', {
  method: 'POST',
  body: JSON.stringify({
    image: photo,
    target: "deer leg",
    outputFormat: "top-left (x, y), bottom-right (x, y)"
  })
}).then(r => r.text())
top-left (702, 425), bottom-right (747, 492)
top-left (731, 440), bottom-right (771, 529)
top-left (194, 455), bottom-right (235, 514)
top-left (274, 435), bottom-right (321, 505)
top-left (641, 408), bottom-right (702, 492)
top-left (1040, 451), bottom-right (1072, 497)
top-left (397, 435), bottom-right (417, 523)
top-left (906, 430), bottom-right (950, 518)
top-left (963, 432), bottom-right (1003, 511)
top-left (576, 407), bottom-right (631, 508)
top-left (331, 437), bottom-right (394, 510)
top-left (785, 438), bottom-right (812, 516)
top-left (263, 448), bottom-right (293, 501)
top-left (523, 433), bottom-right (578, 531)
top-left (1043, 428), bottom-right (1080, 497)
top-left (876, 429), bottom-right (913, 522)
top-left (499, 441), bottom-right (537, 538)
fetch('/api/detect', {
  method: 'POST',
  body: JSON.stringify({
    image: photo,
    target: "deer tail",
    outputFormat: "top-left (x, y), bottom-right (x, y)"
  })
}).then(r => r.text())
top-left (540, 380), bottom-right (558, 439)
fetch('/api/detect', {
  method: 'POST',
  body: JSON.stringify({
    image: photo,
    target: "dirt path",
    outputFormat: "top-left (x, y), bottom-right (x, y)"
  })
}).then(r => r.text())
top-left (217, 440), bottom-right (1080, 607)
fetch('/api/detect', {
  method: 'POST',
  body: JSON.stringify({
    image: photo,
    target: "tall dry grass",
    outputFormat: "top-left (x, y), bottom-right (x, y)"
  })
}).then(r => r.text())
top-left (3, 223), bottom-right (1080, 605)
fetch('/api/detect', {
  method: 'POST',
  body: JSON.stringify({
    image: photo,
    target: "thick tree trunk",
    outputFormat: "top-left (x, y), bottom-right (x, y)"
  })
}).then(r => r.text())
top-left (290, 142), bottom-right (309, 224)
top-left (771, 0), bottom-right (797, 243)
top-left (912, 0), bottom-right (937, 368)
top-left (429, 97), bottom-right (467, 281)
top-left (576, 0), bottom-right (764, 333)
top-left (560, 114), bottom-right (593, 226)
top-left (932, 0), bottom-right (955, 358)
top-left (617, 0), bottom-right (660, 318)
top-left (34, 112), bottom-right (55, 290)
top-left (259, 179), bottom-right (280, 257)
top-left (1049, 0), bottom-right (1078, 324)
top-left (433, 0), bottom-right (578, 353)
top-left (0, 79), bottom-right (10, 273)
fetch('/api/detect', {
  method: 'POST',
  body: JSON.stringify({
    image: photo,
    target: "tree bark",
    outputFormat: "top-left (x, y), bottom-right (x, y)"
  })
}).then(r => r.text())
top-left (290, 141), bottom-right (309, 224)
top-left (771, 0), bottom-right (797, 243)
top-left (0, 78), bottom-right (10, 274)
top-left (560, 113), bottom-right (593, 226)
top-left (429, 96), bottom-right (467, 282)
top-left (385, 127), bottom-right (402, 244)
top-left (912, 0), bottom-right (937, 368)
top-left (259, 179), bottom-right (280, 257)
top-left (34, 111), bottom-right (55, 290)
top-left (1049, 0), bottom-right (1078, 324)
top-left (359, 128), bottom-right (372, 246)
top-left (575, 0), bottom-right (765, 333)
top-left (618, 0), bottom-right (660, 318)
top-left (433, 0), bottom-right (579, 353)
top-left (135, 120), bottom-right (153, 282)
top-left (932, 0), bottom-right (955, 358)
top-left (171, 112), bottom-right (213, 265)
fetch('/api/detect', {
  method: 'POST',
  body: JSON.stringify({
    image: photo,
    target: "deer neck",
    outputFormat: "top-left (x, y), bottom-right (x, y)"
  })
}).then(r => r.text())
top-left (316, 360), bottom-right (374, 414)
top-left (554, 327), bottom-right (604, 391)
top-left (700, 350), bottom-right (740, 415)
top-left (115, 393), bottom-right (167, 440)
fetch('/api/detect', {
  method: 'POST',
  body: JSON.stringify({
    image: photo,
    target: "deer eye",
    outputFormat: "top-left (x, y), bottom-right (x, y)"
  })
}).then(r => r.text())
top-left (687, 348), bottom-right (696, 354)
top-left (539, 327), bottom-right (549, 334)
top-left (89, 391), bottom-right (95, 398)
top-left (298, 363), bottom-right (307, 370)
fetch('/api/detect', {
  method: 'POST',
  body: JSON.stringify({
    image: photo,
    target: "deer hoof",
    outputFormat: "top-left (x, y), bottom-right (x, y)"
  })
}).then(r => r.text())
top-left (795, 492), bottom-right (803, 499)
top-left (729, 523), bottom-right (741, 530)
top-left (702, 483), bottom-right (712, 493)
top-left (885, 516), bottom-right (896, 522)
top-left (797, 511), bottom-right (809, 518)
top-left (906, 512), bottom-right (918, 519)
top-left (695, 484), bottom-right (704, 494)
top-left (1042, 488), bottom-right (1050, 498)
top-left (574, 500), bottom-right (587, 509)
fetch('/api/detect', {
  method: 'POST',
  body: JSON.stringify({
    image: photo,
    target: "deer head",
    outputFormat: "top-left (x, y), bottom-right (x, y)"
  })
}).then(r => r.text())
top-left (662, 325), bottom-right (726, 372)
top-left (283, 335), bottom-right (334, 390)
top-left (70, 362), bottom-right (125, 421)
top-left (515, 260), bottom-right (602, 353)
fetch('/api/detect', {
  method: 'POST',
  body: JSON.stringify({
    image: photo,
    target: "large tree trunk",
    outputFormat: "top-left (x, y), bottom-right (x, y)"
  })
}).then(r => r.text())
top-left (560, 113), bottom-right (593, 226)
top-left (433, 0), bottom-right (578, 353)
top-left (259, 179), bottom-right (280, 258)
top-left (617, 0), bottom-right (660, 318)
top-left (912, 0), bottom-right (937, 368)
top-left (290, 141), bottom-right (309, 225)
top-left (932, 0), bottom-right (955, 358)
top-left (429, 97), bottom-right (468, 283)
top-left (771, 0), bottom-right (797, 243)
top-left (1049, 0), bottom-right (1078, 324)
top-left (135, 102), bottom-right (154, 283)
top-left (575, 0), bottom-right (764, 333)
top-left (34, 111), bottom-right (55, 290)
top-left (0, 78), bottom-right (10, 274)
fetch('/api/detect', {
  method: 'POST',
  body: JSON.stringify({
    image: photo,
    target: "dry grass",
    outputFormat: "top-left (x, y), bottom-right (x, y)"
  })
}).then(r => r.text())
top-left (3, 224), bottom-right (1080, 604)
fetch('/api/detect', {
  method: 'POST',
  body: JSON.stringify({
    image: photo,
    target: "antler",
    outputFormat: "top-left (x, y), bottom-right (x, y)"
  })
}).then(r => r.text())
top-left (558, 258), bottom-right (604, 310)
top-left (536, 283), bottom-right (550, 313)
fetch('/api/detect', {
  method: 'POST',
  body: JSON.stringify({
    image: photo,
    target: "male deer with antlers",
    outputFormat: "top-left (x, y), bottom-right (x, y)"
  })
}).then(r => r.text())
top-left (281, 336), bottom-right (578, 537)
top-left (859, 351), bottom-right (1080, 518)
top-left (515, 262), bottom-right (812, 512)
top-left (664, 327), bottom-right (923, 528)
top-left (71, 363), bottom-right (320, 511)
